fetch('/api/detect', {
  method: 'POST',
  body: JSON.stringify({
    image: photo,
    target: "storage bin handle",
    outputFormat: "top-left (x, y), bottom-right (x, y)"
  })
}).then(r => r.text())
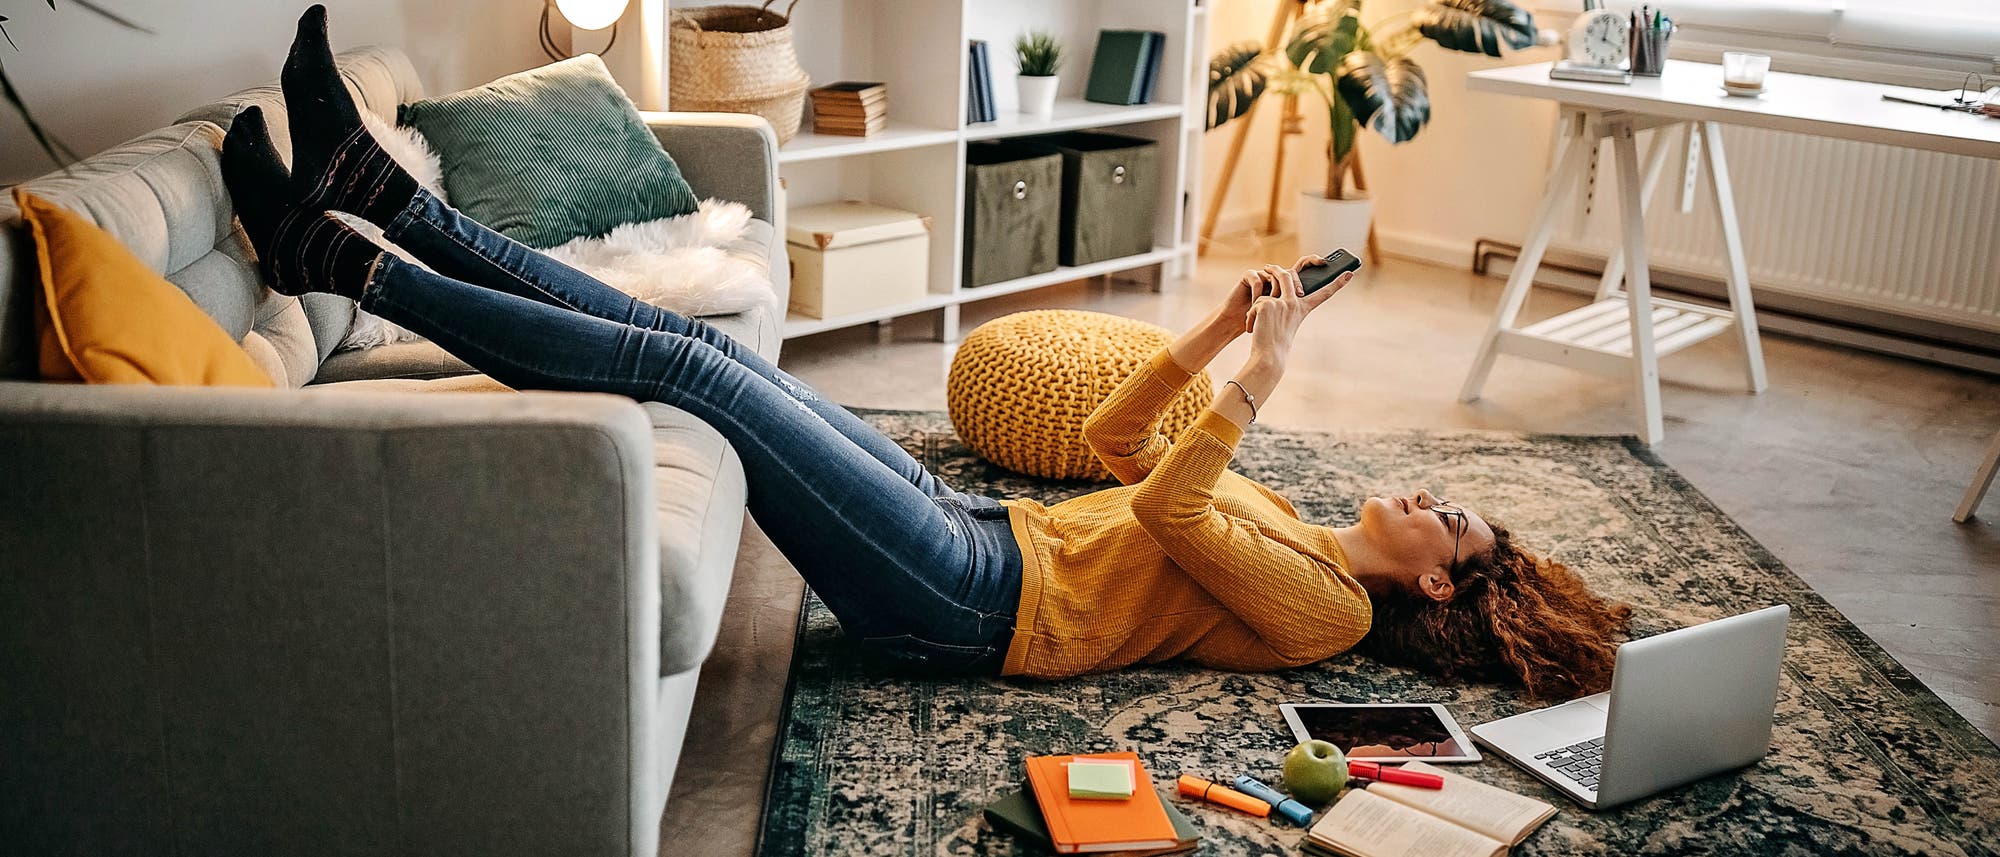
top-left (1112, 165), bottom-right (1127, 184)
top-left (1013, 180), bottom-right (1027, 200)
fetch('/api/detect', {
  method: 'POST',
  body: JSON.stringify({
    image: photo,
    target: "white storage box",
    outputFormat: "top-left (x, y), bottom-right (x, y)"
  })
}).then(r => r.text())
top-left (785, 201), bottom-right (931, 319)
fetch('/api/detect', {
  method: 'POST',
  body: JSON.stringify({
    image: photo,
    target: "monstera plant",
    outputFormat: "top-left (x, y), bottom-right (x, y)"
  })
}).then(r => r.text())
top-left (1208, 0), bottom-right (1540, 248)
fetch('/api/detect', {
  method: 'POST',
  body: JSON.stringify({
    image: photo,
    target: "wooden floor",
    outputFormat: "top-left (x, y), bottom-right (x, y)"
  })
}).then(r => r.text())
top-left (661, 238), bottom-right (2000, 856)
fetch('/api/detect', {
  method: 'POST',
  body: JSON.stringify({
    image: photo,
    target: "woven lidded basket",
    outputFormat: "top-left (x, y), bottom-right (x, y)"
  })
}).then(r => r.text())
top-left (669, 0), bottom-right (811, 143)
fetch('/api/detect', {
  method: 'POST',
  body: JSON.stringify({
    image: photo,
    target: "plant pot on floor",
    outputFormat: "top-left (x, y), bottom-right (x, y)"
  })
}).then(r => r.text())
top-left (1017, 75), bottom-right (1059, 120)
top-left (1296, 189), bottom-right (1372, 257)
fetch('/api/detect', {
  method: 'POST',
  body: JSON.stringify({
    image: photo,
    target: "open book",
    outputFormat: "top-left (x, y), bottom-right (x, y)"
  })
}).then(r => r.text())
top-left (1303, 762), bottom-right (1557, 857)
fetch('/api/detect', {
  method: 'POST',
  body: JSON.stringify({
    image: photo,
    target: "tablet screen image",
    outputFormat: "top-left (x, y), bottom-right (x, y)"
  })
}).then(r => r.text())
top-left (1279, 703), bottom-right (1481, 763)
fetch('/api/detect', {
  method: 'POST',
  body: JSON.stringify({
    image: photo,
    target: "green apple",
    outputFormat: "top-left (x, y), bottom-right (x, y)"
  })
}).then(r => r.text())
top-left (1283, 740), bottom-right (1347, 805)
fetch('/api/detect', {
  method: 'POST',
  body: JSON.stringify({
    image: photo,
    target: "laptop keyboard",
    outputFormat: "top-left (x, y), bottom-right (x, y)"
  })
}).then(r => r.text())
top-left (1534, 737), bottom-right (1604, 791)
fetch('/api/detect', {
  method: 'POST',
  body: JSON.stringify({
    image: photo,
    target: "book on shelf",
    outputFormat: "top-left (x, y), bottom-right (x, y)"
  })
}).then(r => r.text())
top-left (1302, 762), bottom-right (1558, 857)
top-left (983, 787), bottom-right (1198, 856)
top-left (1135, 31), bottom-right (1162, 104)
top-left (968, 39), bottom-right (997, 123)
top-left (1085, 30), bottom-right (1166, 106)
top-left (1023, 752), bottom-right (1181, 853)
top-left (810, 81), bottom-right (887, 136)
top-left (812, 118), bottom-right (888, 136)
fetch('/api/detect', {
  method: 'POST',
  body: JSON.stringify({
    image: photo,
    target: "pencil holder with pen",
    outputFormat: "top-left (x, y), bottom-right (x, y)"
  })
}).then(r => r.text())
top-left (1630, 24), bottom-right (1671, 77)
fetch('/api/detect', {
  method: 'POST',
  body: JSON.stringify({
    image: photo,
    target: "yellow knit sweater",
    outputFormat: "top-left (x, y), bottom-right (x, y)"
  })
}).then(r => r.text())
top-left (998, 348), bottom-right (1372, 678)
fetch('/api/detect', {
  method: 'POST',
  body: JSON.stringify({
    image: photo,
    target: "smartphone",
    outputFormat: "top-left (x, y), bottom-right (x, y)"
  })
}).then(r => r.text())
top-left (1300, 249), bottom-right (1362, 295)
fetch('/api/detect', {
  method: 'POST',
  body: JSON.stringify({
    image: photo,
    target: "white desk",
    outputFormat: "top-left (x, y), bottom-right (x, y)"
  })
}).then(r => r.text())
top-left (1460, 60), bottom-right (2000, 446)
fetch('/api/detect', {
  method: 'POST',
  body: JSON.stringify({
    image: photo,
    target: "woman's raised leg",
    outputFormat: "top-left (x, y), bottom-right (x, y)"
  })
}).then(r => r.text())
top-left (358, 253), bottom-right (1020, 667)
top-left (375, 189), bottom-right (968, 501)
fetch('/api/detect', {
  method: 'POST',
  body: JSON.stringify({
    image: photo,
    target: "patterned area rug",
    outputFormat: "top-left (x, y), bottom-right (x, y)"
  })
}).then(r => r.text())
top-left (755, 411), bottom-right (2000, 856)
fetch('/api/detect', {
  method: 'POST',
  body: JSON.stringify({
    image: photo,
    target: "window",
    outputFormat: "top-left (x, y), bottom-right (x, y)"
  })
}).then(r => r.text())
top-left (1661, 0), bottom-right (1998, 70)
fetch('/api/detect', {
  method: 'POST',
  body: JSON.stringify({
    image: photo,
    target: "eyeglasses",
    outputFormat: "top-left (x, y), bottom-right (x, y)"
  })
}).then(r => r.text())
top-left (1430, 498), bottom-right (1468, 570)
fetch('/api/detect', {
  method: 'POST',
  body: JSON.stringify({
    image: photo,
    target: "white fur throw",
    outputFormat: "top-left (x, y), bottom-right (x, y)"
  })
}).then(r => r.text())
top-left (337, 116), bottom-right (772, 351)
top-left (539, 200), bottom-right (766, 318)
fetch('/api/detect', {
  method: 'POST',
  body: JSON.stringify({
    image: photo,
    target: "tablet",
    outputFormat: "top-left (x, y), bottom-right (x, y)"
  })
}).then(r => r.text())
top-left (1279, 703), bottom-right (1482, 763)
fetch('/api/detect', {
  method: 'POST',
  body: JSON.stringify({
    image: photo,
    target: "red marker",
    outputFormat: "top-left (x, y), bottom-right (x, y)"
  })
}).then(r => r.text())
top-left (1348, 761), bottom-right (1444, 790)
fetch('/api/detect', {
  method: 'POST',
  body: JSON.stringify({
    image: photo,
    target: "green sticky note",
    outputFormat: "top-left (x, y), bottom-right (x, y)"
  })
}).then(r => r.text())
top-left (1067, 759), bottom-right (1136, 800)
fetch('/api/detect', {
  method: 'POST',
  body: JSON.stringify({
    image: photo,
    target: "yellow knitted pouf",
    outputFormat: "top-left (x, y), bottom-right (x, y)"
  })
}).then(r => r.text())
top-left (947, 310), bottom-right (1213, 481)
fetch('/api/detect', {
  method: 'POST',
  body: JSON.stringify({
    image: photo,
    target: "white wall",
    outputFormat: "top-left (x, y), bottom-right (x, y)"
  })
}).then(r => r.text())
top-left (1354, 30), bottom-right (1565, 262)
top-left (1, 0), bottom-right (550, 184)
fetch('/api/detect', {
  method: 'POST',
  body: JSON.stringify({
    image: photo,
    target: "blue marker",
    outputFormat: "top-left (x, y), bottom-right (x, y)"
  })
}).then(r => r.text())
top-left (1232, 775), bottom-right (1314, 827)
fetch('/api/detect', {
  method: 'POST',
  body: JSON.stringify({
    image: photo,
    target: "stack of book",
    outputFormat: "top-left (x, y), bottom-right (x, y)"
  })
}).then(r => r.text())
top-left (982, 752), bottom-right (1199, 855)
top-left (1084, 30), bottom-right (1166, 106)
top-left (810, 82), bottom-right (888, 137)
top-left (1302, 762), bottom-right (1557, 857)
top-left (967, 40), bottom-right (997, 124)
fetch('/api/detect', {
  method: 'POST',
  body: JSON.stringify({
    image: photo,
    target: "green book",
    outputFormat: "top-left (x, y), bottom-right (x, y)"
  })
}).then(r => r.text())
top-left (983, 787), bottom-right (1200, 854)
top-left (1085, 30), bottom-right (1163, 106)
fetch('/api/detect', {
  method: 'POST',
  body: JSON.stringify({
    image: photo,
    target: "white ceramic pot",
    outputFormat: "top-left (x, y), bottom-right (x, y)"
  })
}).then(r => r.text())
top-left (1295, 189), bottom-right (1373, 257)
top-left (1017, 75), bottom-right (1059, 120)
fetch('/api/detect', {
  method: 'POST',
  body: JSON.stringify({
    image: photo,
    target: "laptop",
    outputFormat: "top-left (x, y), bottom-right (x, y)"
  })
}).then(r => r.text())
top-left (1469, 605), bottom-right (1789, 810)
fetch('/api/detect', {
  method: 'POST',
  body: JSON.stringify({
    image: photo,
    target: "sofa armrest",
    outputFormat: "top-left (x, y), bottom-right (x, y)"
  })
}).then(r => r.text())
top-left (642, 111), bottom-right (779, 224)
top-left (0, 383), bottom-right (667, 856)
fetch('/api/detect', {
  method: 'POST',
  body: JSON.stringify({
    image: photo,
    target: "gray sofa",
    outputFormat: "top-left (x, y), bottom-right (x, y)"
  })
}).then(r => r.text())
top-left (0, 48), bottom-right (785, 856)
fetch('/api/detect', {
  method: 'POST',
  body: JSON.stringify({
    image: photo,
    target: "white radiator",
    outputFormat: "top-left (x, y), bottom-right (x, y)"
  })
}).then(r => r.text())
top-left (1560, 123), bottom-right (2000, 337)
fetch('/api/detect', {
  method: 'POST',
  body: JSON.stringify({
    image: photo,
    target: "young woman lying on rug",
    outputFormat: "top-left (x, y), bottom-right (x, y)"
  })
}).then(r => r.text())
top-left (233, 7), bottom-right (1629, 701)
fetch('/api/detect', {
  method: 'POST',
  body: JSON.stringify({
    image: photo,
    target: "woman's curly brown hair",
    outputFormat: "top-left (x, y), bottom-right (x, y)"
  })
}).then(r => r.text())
top-left (1358, 522), bottom-right (1632, 700)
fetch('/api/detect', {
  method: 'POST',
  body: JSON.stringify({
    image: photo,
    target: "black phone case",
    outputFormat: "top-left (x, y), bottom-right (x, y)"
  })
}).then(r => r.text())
top-left (1301, 249), bottom-right (1362, 295)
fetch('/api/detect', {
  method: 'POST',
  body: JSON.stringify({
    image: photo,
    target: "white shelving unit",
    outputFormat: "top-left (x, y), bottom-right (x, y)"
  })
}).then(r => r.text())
top-left (673, 0), bottom-right (1207, 341)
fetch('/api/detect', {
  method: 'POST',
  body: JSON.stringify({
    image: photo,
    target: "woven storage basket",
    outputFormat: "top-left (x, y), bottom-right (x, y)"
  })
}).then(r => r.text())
top-left (670, 0), bottom-right (811, 143)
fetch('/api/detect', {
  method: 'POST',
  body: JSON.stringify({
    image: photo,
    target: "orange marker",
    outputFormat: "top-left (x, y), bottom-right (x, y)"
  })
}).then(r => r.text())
top-left (1177, 774), bottom-right (1270, 818)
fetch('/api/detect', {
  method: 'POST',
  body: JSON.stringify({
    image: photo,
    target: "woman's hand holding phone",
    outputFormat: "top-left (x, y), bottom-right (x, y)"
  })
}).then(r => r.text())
top-left (1224, 254), bottom-right (1343, 333)
top-left (1201, 253), bottom-right (1355, 430)
top-left (1247, 259), bottom-right (1352, 368)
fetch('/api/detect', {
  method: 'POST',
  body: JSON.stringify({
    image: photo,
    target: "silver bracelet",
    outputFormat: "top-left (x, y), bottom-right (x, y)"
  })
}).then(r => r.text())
top-left (1223, 379), bottom-right (1258, 425)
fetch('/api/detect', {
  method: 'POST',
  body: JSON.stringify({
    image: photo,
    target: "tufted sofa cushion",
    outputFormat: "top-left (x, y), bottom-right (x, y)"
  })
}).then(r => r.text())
top-left (0, 123), bottom-right (319, 387)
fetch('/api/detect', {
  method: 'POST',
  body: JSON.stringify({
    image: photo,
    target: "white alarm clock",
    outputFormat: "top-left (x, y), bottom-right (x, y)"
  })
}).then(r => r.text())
top-left (1568, 8), bottom-right (1629, 68)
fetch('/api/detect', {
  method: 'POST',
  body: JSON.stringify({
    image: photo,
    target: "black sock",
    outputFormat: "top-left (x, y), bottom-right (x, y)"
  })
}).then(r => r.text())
top-left (281, 4), bottom-right (418, 225)
top-left (223, 107), bottom-right (382, 299)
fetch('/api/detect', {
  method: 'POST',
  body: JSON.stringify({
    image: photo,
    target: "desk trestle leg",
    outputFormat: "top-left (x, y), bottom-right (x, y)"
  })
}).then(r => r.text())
top-left (1611, 118), bottom-right (1667, 445)
top-left (1458, 111), bottom-right (1769, 445)
top-left (1459, 111), bottom-right (1597, 404)
top-left (1595, 124), bottom-right (1681, 302)
top-left (1700, 120), bottom-right (1769, 394)
top-left (1956, 430), bottom-right (2000, 523)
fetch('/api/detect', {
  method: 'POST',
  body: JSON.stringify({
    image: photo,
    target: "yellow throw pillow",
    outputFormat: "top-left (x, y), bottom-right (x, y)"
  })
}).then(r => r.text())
top-left (15, 189), bottom-right (273, 387)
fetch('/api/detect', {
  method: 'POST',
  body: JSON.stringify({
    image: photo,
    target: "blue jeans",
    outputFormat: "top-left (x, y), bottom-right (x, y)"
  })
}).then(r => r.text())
top-left (358, 190), bottom-right (1021, 673)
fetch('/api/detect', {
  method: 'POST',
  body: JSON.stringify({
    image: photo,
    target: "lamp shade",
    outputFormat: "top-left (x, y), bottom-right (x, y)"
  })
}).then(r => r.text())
top-left (555, 0), bottom-right (628, 30)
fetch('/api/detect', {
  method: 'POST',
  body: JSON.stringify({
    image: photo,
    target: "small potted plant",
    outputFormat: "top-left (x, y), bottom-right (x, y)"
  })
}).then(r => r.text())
top-left (1014, 30), bottom-right (1062, 120)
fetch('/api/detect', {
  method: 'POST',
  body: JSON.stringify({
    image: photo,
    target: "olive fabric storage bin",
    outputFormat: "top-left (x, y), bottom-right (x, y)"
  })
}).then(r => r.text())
top-left (1040, 131), bottom-right (1159, 266)
top-left (785, 201), bottom-right (931, 319)
top-left (964, 141), bottom-right (1062, 287)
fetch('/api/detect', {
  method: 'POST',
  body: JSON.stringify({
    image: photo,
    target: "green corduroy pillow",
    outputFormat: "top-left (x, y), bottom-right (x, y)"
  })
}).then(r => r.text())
top-left (398, 54), bottom-right (699, 248)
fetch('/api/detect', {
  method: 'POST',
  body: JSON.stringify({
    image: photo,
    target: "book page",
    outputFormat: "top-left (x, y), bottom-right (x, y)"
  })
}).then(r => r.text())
top-left (1308, 789), bottom-right (1505, 857)
top-left (1364, 761), bottom-right (1557, 845)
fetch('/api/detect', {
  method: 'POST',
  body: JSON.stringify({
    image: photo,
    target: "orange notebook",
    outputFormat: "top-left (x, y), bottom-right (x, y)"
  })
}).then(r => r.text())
top-left (1024, 752), bottom-right (1179, 854)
